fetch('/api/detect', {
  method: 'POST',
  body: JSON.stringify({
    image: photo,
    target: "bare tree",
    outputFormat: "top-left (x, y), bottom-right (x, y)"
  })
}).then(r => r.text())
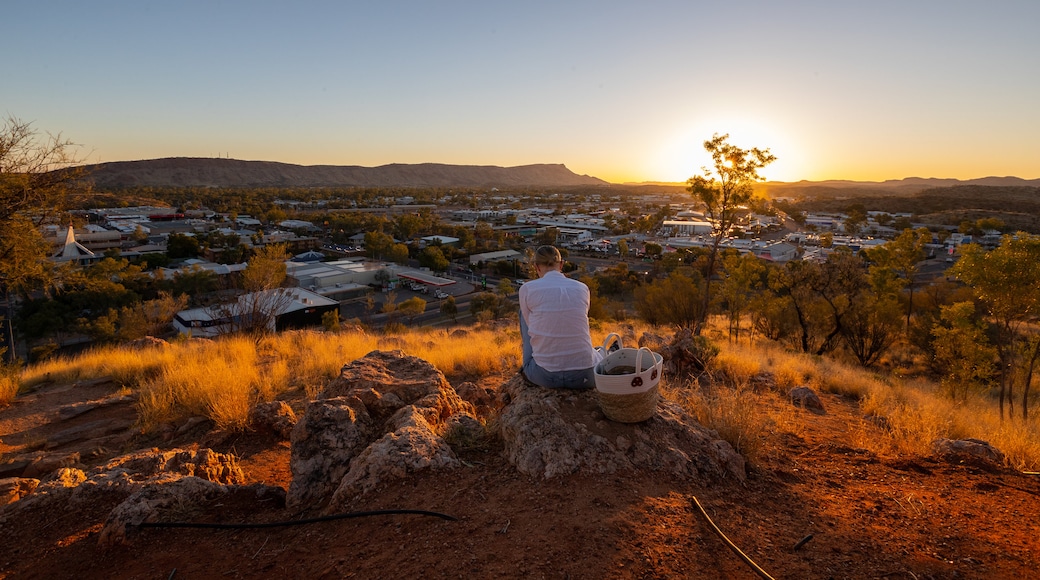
top-left (214, 244), bottom-right (292, 337)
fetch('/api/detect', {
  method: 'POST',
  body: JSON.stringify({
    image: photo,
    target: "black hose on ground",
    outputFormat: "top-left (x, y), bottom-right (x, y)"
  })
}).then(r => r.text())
top-left (690, 495), bottom-right (776, 580)
top-left (138, 509), bottom-right (457, 530)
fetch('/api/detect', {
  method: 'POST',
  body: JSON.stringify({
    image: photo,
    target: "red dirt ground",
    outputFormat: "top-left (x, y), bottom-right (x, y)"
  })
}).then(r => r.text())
top-left (2, 375), bottom-right (1039, 579)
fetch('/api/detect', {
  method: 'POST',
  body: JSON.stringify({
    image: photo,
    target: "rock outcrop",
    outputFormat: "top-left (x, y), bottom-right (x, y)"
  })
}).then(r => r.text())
top-left (0, 446), bottom-right (275, 547)
top-left (287, 350), bottom-right (474, 512)
top-left (496, 374), bottom-right (745, 481)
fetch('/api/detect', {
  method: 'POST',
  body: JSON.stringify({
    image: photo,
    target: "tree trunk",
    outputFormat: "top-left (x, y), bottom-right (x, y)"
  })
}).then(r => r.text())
top-left (696, 247), bottom-right (719, 336)
top-left (1022, 338), bottom-right (1040, 421)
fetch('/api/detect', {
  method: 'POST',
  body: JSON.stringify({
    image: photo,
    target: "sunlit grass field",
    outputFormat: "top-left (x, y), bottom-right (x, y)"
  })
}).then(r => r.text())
top-left (4, 321), bottom-right (1039, 470)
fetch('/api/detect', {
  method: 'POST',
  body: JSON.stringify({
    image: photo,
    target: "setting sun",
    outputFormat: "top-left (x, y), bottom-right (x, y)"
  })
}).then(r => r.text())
top-left (650, 117), bottom-right (806, 183)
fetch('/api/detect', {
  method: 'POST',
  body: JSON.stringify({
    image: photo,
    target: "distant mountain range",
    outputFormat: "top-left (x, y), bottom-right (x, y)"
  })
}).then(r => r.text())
top-left (82, 158), bottom-right (609, 189)
top-left (759, 176), bottom-right (1040, 195)
top-left (82, 158), bottom-right (1038, 191)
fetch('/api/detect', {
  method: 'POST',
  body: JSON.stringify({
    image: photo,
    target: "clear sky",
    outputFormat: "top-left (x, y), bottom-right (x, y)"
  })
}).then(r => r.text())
top-left (5, 1), bottom-right (1039, 184)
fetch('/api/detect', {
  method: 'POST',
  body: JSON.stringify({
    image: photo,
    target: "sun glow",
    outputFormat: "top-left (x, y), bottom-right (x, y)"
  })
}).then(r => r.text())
top-left (649, 116), bottom-right (807, 183)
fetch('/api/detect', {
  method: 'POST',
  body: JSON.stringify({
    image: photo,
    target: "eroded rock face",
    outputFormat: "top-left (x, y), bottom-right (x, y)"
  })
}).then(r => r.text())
top-left (0, 447), bottom-right (268, 547)
top-left (288, 350), bottom-right (475, 512)
top-left (496, 374), bottom-right (745, 482)
top-left (97, 478), bottom-right (283, 547)
top-left (0, 478), bottom-right (40, 506)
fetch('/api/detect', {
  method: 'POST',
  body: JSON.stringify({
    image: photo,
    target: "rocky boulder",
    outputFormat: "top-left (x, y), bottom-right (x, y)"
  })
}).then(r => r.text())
top-left (496, 374), bottom-right (745, 482)
top-left (931, 438), bottom-right (1005, 467)
top-left (0, 447), bottom-right (275, 547)
top-left (789, 386), bottom-right (826, 414)
top-left (287, 350), bottom-right (475, 512)
top-left (641, 329), bottom-right (719, 377)
top-left (251, 401), bottom-right (298, 439)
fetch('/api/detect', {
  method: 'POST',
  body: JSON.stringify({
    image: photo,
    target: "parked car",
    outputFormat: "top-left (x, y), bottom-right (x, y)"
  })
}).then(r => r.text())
top-left (434, 290), bottom-right (449, 299)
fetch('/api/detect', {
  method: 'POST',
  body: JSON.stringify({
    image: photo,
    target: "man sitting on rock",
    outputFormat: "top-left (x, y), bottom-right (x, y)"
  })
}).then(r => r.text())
top-left (519, 245), bottom-right (605, 389)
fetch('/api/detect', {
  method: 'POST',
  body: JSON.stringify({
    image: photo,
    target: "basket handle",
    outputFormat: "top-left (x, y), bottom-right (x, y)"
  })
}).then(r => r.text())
top-left (635, 346), bottom-right (654, 371)
top-left (601, 333), bottom-right (622, 352)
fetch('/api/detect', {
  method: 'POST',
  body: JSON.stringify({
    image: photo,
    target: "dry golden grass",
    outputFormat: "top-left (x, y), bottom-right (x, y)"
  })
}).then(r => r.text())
top-left (137, 338), bottom-right (261, 431)
top-left (11, 320), bottom-right (1040, 470)
top-left (711, 345), bottom-right (763, 387)
top-left (858, 379), bottom-right (1040, 469)
top-left (0, 372), bottom-right (19, 407)
top-left (13, 325), bottom-right (525, 430)
top-left (688, 336), bottom-right (1040, 470)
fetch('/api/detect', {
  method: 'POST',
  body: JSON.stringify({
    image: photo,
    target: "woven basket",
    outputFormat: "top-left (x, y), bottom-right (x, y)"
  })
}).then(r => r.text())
top-left (594, 337), bottom-right (663, 423)
top-left (596, 385), bottom-right (660, 423)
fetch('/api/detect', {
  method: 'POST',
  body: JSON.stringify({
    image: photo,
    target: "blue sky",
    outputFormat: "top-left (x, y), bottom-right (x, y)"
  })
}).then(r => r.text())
top-left (6, 1), bottom-right (1039, 183)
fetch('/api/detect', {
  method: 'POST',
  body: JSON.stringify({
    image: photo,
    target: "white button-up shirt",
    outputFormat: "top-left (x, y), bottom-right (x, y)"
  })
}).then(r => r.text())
top-left (519, 270), bottom-right (601, 372)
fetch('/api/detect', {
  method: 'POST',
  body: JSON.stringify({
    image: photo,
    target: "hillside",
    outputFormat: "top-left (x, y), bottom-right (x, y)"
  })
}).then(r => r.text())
top-left (2, 338), bottom-right (1038, 579)
top-left (82, 158), bottom-right (610, 189)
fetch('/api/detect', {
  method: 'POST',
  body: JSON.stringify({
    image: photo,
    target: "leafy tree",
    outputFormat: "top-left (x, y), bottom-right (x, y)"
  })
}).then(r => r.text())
top-left (394, 213), bottom-right (426, 241)
top-left (951, 234), bottom-right (1040, 419)
top-left (388, 243), bottom-right (410, 265)
top-left (496, 278), bottom-right (515, 296)
top-left (320, 311), bottom-right (341, 334)
top-left (469, 292), bottom-right (510, 320)
top-left (771, 250), bottom-right (866, 355)
top-left (658, 252), bottom-right (683, 274)
top-left (719, 252), bottom-right (766, 343)
top-left (534, 227), bottom-right (559, 246)
top-left (578, 275), bottom-right (610, 321)
top-left (166, 233), bottom-right (200, 259)
top-left (242, 244), bottom-right (288, 293)
top-left (931, 302), bottom-right (997, 402)
top-left (0, 215), bottom-right (55, 301)
top-left (397, 296), bottom-right (426, 325)
top-left (975, 217), bottom-right (1005, 233)
top-left (440, 295), bottom-right (458, 323)
top-left (840, 290), bottom-right (901, 368)
top-left (634, 271), bottom-right (705, 329)
top-left (748, 290), bottom-right (797, 342)
top-left (892, 216), bottom-right (913, 232)
top-left (170, 266), bottom-right (219, 304)
top-left (643, 242), bottom-right (663, 260)
top-left (686, 133), bottom-right (775, 334)
top-left (364, 231), bottom-right (394, 260)
top-left (115, 292), bottom-right (189, 341)
top-left (617, 239), bottom-right (628, 260)
top-left (1, 116), bottom-right (88, 361)
top-left (419, 246), bottom-right (449, 272)
top-left (865, 228), bottom-right (930, 333)
top-left (843, 206), bottom-right (868, 235)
